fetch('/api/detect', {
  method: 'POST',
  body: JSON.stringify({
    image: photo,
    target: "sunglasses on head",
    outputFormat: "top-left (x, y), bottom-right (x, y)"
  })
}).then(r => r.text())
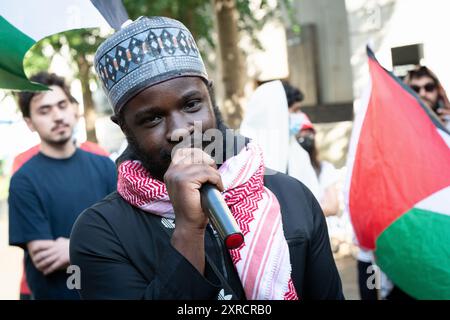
top-left (410, 83), bottom-right (437, 93)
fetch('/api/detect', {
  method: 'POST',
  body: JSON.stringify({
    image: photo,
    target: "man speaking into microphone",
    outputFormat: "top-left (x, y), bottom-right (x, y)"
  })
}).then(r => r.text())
top-left (70, 16), bottom-right (343, 300)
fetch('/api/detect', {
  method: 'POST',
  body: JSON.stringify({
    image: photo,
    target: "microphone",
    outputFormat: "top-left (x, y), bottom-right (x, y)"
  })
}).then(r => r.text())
top-left (200, 183), bottom-right (244, 249)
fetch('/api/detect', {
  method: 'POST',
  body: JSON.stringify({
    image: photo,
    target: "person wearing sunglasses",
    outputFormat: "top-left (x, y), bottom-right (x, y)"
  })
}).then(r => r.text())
top-left (404, 66), bottom-right (450, 130)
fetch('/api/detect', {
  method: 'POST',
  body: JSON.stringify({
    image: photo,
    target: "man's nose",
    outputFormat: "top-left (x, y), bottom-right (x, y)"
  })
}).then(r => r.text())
top-left (418, 87), bottom-right (429, 96)
top-left (51, 106), bottom-right (64, 121)
top-left (165, 112), bottom-right (193, 143)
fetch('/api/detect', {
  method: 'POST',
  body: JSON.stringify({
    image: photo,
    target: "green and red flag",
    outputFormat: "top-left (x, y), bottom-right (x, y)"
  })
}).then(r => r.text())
top-left (345, 47), bottom-right (450, 299)
top-left (0, 0), bottom-right (129, 91)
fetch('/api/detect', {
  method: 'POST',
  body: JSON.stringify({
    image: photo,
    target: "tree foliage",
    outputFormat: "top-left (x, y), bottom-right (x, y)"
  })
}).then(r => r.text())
top-left (23, 0), bottom-right (291, 138)
top-left (25, 0), bottom-right (282, 72)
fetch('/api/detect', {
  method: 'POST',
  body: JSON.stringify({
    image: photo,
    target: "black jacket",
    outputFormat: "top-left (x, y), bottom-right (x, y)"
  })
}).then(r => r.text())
top-left (70, 171), bottom-right (344, 300)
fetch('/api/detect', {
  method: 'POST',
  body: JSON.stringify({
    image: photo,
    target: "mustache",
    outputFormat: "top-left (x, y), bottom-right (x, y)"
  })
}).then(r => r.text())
top-left (51, 122), bottom-right (69, 132)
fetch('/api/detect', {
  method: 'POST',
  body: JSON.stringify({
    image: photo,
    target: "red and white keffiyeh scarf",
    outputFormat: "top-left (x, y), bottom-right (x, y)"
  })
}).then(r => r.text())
top-left (117, 142), bottom-right (298, 300)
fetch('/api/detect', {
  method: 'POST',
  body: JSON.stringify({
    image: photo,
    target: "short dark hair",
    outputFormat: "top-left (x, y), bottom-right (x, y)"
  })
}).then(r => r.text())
top-left (281, 81), bottom-right (304, 108)
top-left (17, 72), bottom-right (77, 117)
top-left (406, 66), bottom-right (440, 86)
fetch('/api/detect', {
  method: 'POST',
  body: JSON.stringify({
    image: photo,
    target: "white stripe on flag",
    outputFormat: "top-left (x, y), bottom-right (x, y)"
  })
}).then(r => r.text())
top-left (0, 0), bottom-right (109, 41)
top-left (414, 186), bottom-right (450, 216)
top-left (343, 75), bottom-right (372, 215)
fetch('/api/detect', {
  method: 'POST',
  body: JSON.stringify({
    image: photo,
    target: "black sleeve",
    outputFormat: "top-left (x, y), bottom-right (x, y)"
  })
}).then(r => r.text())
top-left (70, 209), bottom-right (223, 300)
top-left (303, 194), bottom-right (345, 300)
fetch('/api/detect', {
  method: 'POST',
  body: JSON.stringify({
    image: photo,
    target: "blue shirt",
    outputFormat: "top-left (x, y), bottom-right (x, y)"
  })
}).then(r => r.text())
top-left (8, 148), bottom-right (117, 299)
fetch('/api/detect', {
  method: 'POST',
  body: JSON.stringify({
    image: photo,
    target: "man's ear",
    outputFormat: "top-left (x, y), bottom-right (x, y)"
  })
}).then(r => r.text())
top-left (207, 80), bottom-right (214, 90)
top-left (73, 102), bottom-right (81, 120)
top-left (110, 114), bottom-right (123, 128)
top-left (23, 117), bottom-right (36, 132)
top-left (110, 114), bottom-right (119, 124)
top-left (111, 114), bottom-right (128, 134)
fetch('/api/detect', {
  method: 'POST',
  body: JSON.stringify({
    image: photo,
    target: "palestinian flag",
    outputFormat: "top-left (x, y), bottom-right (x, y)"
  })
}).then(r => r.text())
top-left (0, 0), bottom-right (128, 91)
top-left (345, 47), bottom-right (450, 299)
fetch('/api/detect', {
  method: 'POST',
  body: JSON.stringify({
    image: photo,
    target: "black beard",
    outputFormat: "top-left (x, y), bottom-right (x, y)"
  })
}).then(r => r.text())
top-left (126, 133), bottom-right (172, 182)
top-left (42, 136), bottom-right (72, 147)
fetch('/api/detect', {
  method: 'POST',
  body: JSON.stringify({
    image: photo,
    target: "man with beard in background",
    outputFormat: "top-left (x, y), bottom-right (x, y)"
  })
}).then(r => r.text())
top-left (8, 72), bottom-right (117, 299)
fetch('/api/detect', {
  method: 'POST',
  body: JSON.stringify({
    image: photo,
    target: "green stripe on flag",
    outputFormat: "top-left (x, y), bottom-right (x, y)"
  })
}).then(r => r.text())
top-left (376, 207), bottom-right (450, 299)
top-left (0, 16), bottom-right (47, 91)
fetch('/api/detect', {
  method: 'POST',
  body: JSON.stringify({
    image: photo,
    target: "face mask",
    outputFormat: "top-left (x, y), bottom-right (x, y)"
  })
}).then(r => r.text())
top-left (289, 113), bottom-right (303, 136)
top-left (297, 135), bottom-right (315, 153)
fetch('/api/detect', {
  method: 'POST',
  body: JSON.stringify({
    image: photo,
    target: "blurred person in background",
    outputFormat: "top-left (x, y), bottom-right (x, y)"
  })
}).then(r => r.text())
top-left (282, 82), bottom-right (343, 221)
top-left (241, 80), bottom-right (319, 198)
top-left (295, 119), bottom-right (340, 217)
top-left (404, 66), bottom-right (450, 131)
top-left (8, 72), bottom-right (117, 299)
top-left (294, 117), bottom-right (355, 255)
top-left (11, 126), bottom-right (109, 300)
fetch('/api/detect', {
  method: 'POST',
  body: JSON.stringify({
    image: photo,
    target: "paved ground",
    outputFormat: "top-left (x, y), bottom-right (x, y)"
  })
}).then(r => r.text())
top-left (0, 199), bottom-right (359, 300)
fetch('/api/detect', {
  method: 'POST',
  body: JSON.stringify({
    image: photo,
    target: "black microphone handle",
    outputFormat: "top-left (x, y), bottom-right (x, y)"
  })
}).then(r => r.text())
top-left (200, 183), bottom-right (244, 249)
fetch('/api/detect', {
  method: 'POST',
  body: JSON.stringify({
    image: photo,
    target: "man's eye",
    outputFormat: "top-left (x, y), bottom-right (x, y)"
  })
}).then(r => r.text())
top-left (141, 115), bottom-right (162, 126)
top-left (184, 100), bottom-right (202, 112)
top-left (59, 101), bottom-right (68, 109)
